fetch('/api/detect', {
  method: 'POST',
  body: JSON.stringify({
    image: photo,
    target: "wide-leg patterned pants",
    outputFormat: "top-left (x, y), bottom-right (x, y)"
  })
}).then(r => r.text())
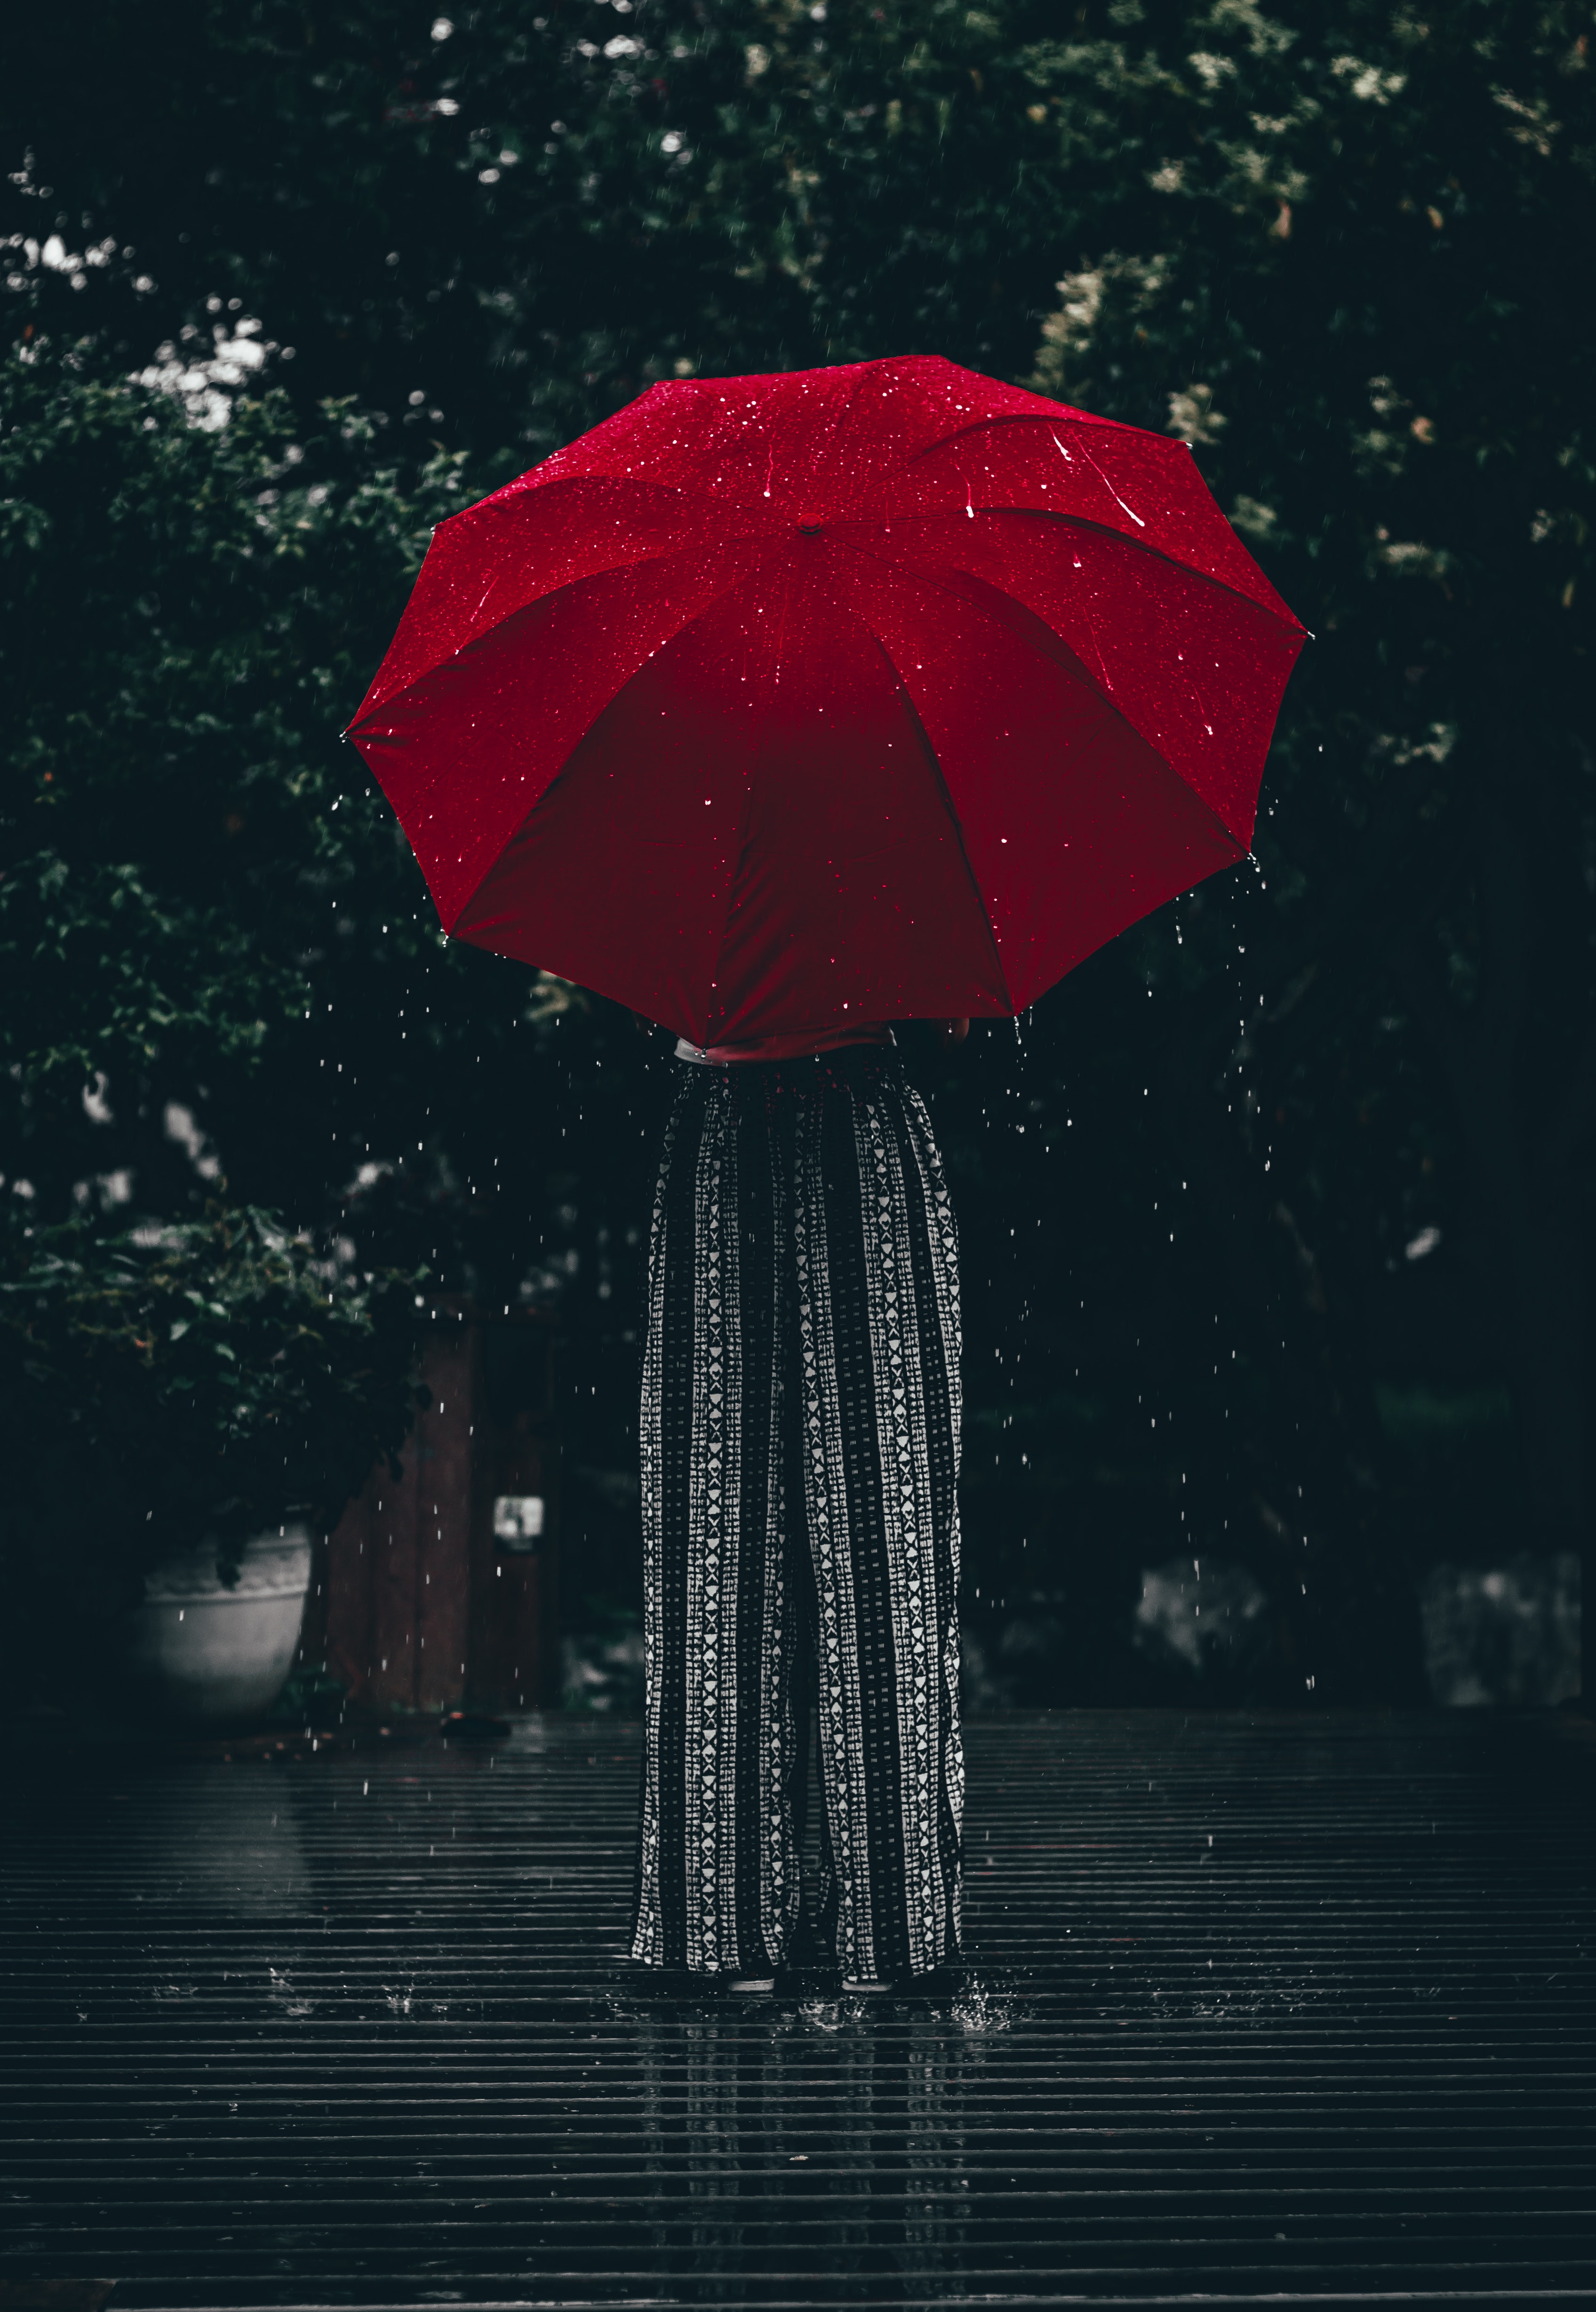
top-left (630, 1048), bottom-right (964, 1981)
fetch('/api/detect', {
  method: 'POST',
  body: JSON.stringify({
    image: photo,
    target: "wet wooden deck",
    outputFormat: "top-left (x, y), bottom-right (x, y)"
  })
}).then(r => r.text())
top-left (3, 1708), bottom-right (1593, 2308)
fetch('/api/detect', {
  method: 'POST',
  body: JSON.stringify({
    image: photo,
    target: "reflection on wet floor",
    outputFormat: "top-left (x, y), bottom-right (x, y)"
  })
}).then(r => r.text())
top-left (2, 1709), bottom-right (1594, 2305)
top-left (612, 1978), bottom-right (1019, 2289)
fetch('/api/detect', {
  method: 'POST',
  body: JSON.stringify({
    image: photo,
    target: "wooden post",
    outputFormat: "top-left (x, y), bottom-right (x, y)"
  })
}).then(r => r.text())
top-left (321, 1302), bottom-right (561, 1714)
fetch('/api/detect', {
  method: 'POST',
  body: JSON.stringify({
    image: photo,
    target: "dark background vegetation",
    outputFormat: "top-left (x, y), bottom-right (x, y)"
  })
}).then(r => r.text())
top-left (3, 0), bottom-right (1592, 1704)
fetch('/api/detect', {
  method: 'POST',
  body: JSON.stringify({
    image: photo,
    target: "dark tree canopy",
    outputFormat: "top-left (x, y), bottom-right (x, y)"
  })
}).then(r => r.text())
top-left (3, 0), bottom-right (1593, 1701)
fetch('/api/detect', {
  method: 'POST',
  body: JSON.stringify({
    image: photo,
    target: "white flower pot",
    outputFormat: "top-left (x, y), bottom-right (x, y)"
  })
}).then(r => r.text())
top-left (122, 1524), bottom-right (313, 1725)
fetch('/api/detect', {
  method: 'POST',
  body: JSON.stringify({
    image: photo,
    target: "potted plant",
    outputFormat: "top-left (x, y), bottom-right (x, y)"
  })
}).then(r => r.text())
top-left (0, 1199), bottom-right (424, 1725)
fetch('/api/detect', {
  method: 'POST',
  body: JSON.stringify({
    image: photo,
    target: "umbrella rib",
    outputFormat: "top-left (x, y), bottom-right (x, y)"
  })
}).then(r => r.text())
top-left (828, 532), bottom-right (1255, 856)
top-left (436, 465), bottom-right (1294, 645)
top-left (893, 408), bottom-right (1138, 466)
top-left (474, 453), bottom-right (1295, 631)
top-left (1006, 505), bottom-right (1303, 629)
top-left (854, 623), bottom-right (1015, 1016)
top-left (350, 532), bottom-right (768, 729)
top-left (828, 523), bottom-right (1290, 833)
top-left (830, 503), bottom-right (1303, 633)
top-left (386, 554), bottom-right (776, 945)
top-left (828, 526), bottom-right (1127, 717)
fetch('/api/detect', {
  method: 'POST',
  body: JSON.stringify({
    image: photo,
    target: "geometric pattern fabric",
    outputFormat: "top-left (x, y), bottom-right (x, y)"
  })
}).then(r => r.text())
top-left (631, 1048), bottom-right (964, 1979)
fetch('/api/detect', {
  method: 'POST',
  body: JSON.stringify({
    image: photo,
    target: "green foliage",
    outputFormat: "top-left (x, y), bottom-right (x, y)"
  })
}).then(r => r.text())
top-left (0, 345), bottom-right (479, 1610)
top-left (2, 0), bottom-right (1593, 1699)
top-left (0, 341), bottom-right (476, 1096)
top-left (0, 1199), bottom-right (425, 1602)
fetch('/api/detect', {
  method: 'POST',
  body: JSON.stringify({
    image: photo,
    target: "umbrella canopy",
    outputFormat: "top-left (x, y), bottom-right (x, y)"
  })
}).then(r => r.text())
top-left (348, 356), bottom-right (1305, 1043)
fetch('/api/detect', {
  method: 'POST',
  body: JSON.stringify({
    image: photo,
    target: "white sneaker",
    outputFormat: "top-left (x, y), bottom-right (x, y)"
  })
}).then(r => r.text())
top-left (726, 1976), bottom-right (776, 1992)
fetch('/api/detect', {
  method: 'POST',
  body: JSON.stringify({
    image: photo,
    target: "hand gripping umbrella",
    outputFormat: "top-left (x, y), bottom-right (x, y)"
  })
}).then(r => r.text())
top-left (348, 356), bottom-right (1305, 1043)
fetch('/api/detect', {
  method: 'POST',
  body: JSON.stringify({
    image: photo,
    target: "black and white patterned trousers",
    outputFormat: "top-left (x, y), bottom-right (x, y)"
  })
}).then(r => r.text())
top-left (631, 1048), bottom-right (964, 1981)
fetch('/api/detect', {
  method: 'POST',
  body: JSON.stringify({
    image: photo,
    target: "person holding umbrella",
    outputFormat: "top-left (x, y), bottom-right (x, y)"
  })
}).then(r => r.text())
top-left (348, 356), bottom-right (1304, 1993)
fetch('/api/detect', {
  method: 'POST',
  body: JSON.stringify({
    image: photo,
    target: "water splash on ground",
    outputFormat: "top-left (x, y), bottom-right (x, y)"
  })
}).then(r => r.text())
top-left (948, 1976), bottom-right (1012, 2033)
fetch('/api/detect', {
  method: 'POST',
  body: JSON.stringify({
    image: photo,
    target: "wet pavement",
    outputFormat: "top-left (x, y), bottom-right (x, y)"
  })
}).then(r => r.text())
top-left (3, 1708), bottom-right (1593, 2308)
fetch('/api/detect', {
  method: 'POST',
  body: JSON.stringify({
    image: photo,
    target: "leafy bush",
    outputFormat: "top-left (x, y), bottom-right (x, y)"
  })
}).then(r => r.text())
top-left (0, 336), bottom-right (475, 1110)
top-left (0, 1200), bottom-right (424, 1612)
top-left (4, 0), bottom-right (1594, 1701)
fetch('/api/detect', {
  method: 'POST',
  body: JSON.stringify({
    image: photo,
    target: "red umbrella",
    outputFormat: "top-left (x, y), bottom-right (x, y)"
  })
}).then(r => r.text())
top-left (348, 356), bottom-right (1304, 1043)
